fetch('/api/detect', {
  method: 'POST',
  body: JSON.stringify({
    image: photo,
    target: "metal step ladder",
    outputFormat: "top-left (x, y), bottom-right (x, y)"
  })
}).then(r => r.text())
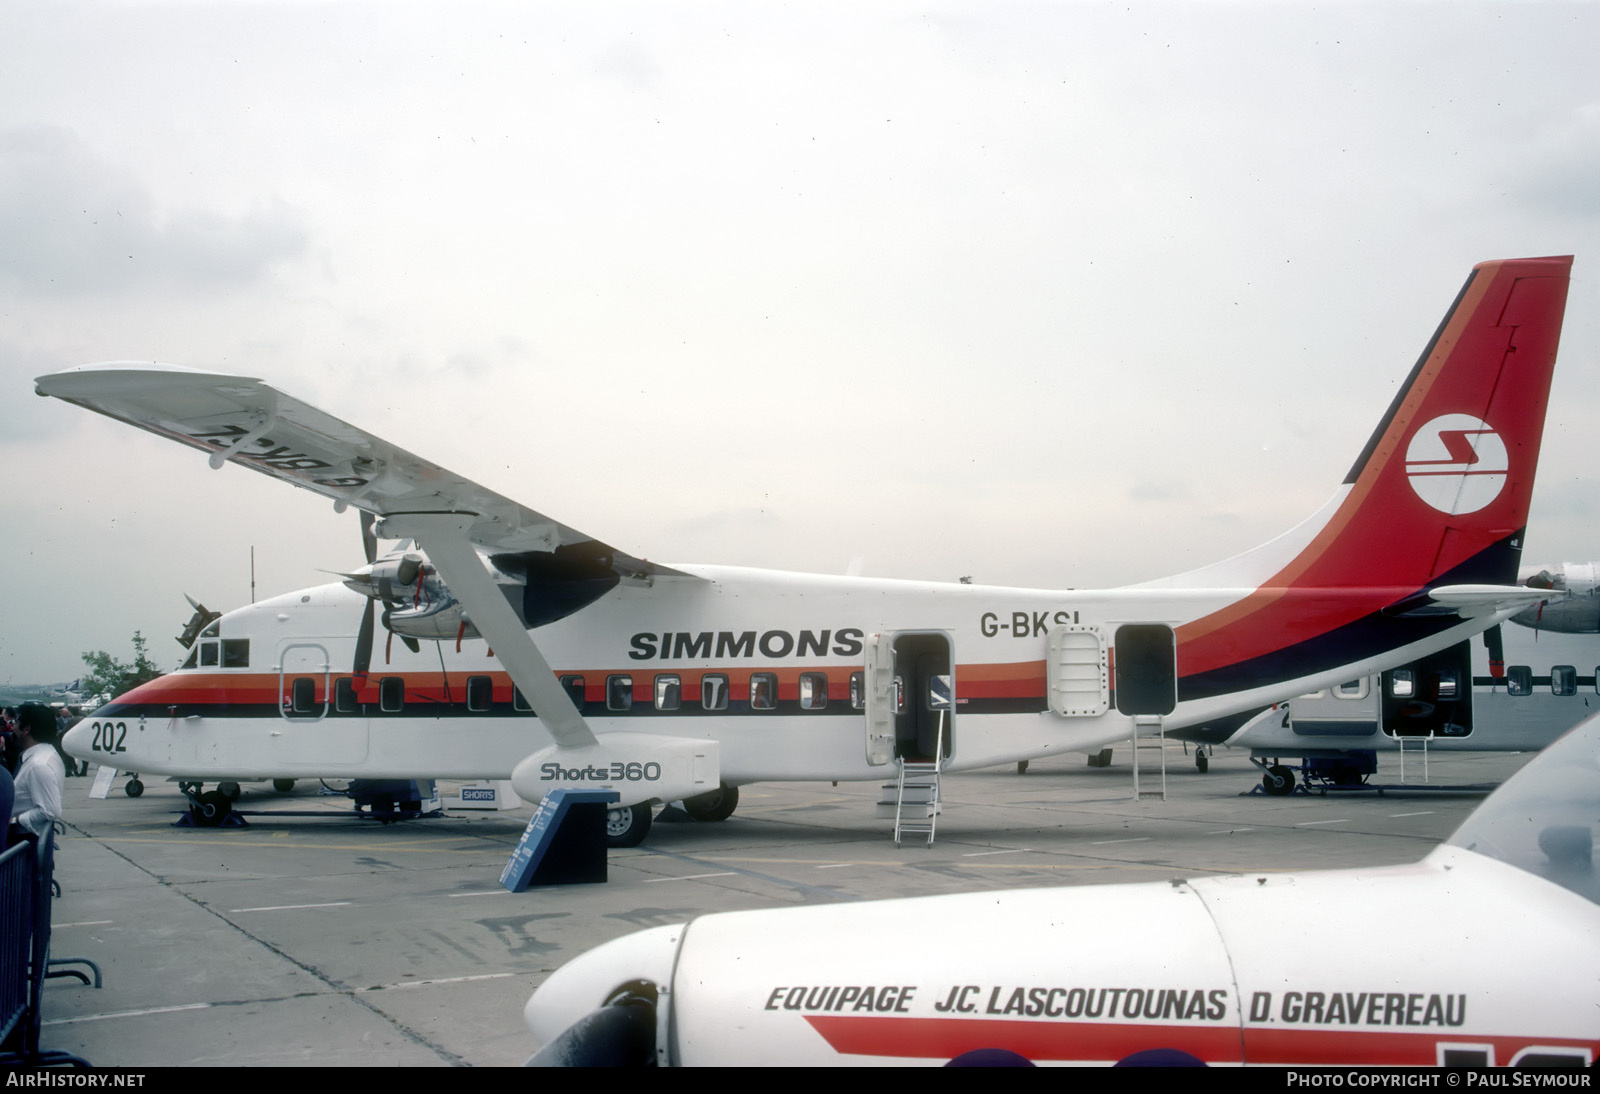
top-left (892, 760), bottom-right (941, 846)
top-left (892, 717), bottom-right (946, 846)
top-left (1396, 733), bottom-right (1431, 784)
top-left (1131, 714), bottom-right (1167, 801)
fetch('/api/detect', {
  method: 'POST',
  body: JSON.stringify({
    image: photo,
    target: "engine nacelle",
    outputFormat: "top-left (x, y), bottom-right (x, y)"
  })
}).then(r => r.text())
top-left (344, 551), bottom-right (530, 641)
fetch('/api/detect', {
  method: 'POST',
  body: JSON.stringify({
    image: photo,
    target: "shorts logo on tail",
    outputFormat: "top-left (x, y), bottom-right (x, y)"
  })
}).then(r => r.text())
top-left (1405, 413), bottom-right (1507, 514)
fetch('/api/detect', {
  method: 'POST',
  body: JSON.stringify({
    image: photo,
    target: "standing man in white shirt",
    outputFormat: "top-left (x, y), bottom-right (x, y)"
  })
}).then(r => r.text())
top-left (11, 703), bottom-right (64, 841)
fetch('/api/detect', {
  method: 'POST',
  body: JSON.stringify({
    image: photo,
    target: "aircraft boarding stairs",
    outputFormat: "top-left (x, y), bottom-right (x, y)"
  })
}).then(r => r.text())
top-left (1131, 714), bottom-right (1169, 802)
top-left (1396, 732), bottom-right (1432, 784)
top-left (877, 720), bottom-right (945, 846)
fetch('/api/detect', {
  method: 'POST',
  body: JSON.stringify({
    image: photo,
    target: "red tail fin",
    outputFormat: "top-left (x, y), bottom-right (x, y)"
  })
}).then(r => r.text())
top-left (1179, 256), bottom-right (1571, 678)
top-left (1322, 254), bottom-right (1572, 589)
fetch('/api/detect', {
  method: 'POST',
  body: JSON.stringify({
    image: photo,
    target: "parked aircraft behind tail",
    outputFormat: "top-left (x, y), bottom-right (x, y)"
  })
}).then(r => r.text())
top-left (1516, 561), bottom-right (1600, 633)
top-left (524, 713), bottom-right (1600, 1066)
top-left (40, 257), bottom-right (1572, 846)
top-left (1176, 561), bottom-right (1600, 794)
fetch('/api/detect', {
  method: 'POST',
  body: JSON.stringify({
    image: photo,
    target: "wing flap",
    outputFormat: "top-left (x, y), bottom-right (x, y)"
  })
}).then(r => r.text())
top-left (37, 362), bottom-right (690, 577)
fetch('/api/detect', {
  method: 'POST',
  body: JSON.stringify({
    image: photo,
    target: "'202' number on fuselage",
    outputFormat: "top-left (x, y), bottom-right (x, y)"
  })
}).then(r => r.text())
top-left (90, 721), bottom-right (128, 754)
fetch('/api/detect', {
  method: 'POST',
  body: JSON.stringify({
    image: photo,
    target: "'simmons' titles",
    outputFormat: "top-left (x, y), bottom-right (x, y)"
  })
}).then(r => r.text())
top-left (629, 628), bottom-right (864, 661)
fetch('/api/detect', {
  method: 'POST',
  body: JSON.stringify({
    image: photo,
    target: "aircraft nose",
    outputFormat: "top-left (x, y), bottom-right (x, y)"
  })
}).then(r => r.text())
top-left (61, 718), bottom-right (95, 761)
top-left (526, 923), bottom-right (684, 1054)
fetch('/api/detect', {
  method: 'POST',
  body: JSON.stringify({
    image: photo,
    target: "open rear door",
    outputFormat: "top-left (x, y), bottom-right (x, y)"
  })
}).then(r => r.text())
top-left (864, 633), bottom-right (896, 765)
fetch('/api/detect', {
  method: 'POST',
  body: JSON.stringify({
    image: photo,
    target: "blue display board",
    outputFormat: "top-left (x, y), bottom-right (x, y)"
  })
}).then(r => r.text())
top-left (500, 789), bottom-right (620, 891)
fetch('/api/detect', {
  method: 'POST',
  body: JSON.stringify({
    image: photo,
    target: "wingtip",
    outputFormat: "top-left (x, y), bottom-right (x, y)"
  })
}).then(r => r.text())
top-left (35, 361), bottom-right (263, 399)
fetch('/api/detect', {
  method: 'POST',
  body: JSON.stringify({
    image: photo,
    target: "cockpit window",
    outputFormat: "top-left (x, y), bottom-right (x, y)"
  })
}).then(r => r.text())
top-left (1446, 718), bottom-right (1600, 906)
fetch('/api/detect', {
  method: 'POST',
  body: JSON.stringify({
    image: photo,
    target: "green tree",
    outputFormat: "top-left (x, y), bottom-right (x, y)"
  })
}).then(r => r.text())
top-left (80, 631), bottom-right (163, 702)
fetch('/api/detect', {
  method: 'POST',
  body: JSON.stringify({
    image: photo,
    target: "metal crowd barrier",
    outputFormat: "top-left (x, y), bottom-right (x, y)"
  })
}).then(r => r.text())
top-left (0, 840), bottom-right (32, 1049)
top-left (0, 831), bottom-right (97, 1068)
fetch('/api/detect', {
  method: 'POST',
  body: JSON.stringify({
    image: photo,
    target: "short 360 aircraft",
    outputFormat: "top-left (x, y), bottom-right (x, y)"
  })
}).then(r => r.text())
top-left (523, 711), bottom-right (1600, 1066)
top-left (41, 256), bottom-right (1571, 846)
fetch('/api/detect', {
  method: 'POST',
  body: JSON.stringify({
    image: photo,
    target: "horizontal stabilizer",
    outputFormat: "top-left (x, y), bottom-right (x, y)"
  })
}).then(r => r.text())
top-left (1384, 584), bottom-right (1553, 619)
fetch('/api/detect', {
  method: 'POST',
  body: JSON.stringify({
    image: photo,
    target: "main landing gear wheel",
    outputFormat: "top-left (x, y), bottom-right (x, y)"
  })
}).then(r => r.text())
top-left (682, 784), bottom-right (739, 823)
top-left (1262, 764), bottom-right (1295, 796)
top-left (273, 779), bottom-right (296, 793)
top-left (1195, 750), bottom-right (1209, 774)
top-left (605, 804), bottom-right (652, 849)
top-left (191, 791), bottom-right (233, 827)
top-left (125, 779), bottom-right (144, 798)
top-left (218, 781), bottom-right (242, 801)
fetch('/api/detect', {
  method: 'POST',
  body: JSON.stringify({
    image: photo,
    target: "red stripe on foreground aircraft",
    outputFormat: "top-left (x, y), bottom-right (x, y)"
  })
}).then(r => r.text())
top-left (524, 715), bottom-right (1600, 1066)
top-left (37, 257), bottom-right (1572, 847)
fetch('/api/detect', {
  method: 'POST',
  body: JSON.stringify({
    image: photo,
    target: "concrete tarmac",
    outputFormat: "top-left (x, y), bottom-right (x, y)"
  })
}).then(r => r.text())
top-left (40, 745), bottom-right (1533, 1067)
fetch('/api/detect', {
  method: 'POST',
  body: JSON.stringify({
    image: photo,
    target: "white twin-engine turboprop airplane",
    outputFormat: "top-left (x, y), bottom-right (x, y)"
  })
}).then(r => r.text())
top-left (41, 256), bottom-right (1572, 847)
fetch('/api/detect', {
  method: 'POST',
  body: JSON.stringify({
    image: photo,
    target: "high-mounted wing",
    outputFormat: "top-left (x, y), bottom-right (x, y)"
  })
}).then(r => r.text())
top-left (35, 362), bottom-right (686, 577)
top-left (35, 361), bottom-right (701, 753)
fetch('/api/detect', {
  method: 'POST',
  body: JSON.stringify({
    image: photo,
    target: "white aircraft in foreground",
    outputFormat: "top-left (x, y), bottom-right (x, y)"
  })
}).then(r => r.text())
top-left (1178, 561), bottom-right (1600, 794)
top-left (523, 713), bottom-right (1600, 1066)
top-left (41, 256), bottom-right (1571, 846)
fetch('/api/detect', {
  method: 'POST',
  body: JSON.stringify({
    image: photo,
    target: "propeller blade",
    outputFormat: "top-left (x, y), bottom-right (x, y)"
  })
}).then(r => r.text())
top-left (525, 1002), bottom-right (655, 1067)
top-left (379, 607), bottom-right (422, 658)
top-left (353, 598), bottom-right (375, 676)
top-left (360, 509), bottom-right (378, 565)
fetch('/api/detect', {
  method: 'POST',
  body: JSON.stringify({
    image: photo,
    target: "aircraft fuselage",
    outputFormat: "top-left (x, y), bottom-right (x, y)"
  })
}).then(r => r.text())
top-left (65, 563), bottom-right (1515, 803)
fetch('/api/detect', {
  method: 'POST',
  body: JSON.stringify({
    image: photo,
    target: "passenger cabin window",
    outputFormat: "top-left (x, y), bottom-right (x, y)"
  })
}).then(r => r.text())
top-left (1388, 670), bottom-right (1415, 699)
top-left (513, 687), bottom-right (533, 713)
top-left (799, 672), bottom-right (828, 710)
top-left (1334, 679), bottom-right (1368, 700)
top-left (655, 675), bottom-right (681, 711)
top-left (1435, 670), bottom-right (1459, 701)
top-left (701, 674), bottom-right (729, 711)
top-left (334, 677), bottom-right (358, 714)
top-left (607, 675), bottom-right (633, 711)
top-left (467, 675), bottom-right (492, 712)
top-left (850, 672), bottom-right (865, 710)
top-left (750, 673), bottom-right (778, 711)
top-left (221, 639), bottom-right (250, 668)
top-left (1551, 665), bottom-right (1577, 697)
top-left (380, 677), bottom-right (404, 712)
top-left (561, 675), bottom-right (585, 709)
top-left (1506, 666), bottom-right (1532, 696)
top-left (290, 677), bottom-right (317, 714)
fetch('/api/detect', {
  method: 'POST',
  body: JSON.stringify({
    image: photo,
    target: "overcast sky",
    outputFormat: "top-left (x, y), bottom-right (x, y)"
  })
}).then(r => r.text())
top-left (3, 1), bottom-right (1598, 684)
